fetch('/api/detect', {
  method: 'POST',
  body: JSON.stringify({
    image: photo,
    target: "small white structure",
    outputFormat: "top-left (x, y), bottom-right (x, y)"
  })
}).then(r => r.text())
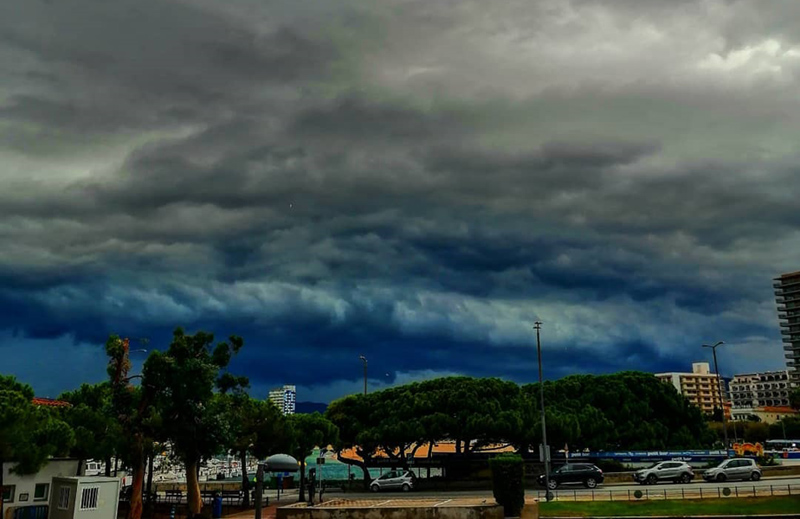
top-left (2, 459), bottom-right (80, 512)
top-left (48, 477), bottom-right (120, 519)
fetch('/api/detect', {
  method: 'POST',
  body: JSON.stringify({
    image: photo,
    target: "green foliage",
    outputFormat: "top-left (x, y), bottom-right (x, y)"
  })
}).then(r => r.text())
top-left (143, 328), bottom-right (246, 468)
top-left (287, 412), bottom-right (339, 501)
top-left (522, 371), bottom-right (709, 450)
top-left (328, 372), bottom-right (711, 460)
top-left (790, 388), bottom-right (800, 411)
top-left (288, 412), bottom-right (339, 461)
top-left (490, 453), bottom-right (525, 517)
top-left (218, 393), bottom-right (291, 459)
top-left (0, 375), bottom-right (74, 474)
top-left (769, 416), bottom-right (800, 439)
top-left (58, 383), bottom-right (121, 466)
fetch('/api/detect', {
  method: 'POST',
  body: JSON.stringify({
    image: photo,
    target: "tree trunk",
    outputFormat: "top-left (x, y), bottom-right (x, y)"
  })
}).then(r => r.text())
top-left (146, 453), bottom-right (154, 504)
top-left (298, 460), bottom-right (306, 503)
top-left (427, 442), bottom-right (433, 479)
top-left (185, 458), bottom-right (203, 515)
top-left (76, 459), bottom-right (84, 476)
top-left (336, 452), bottom-right (370, 490)
top-left (240, 451), bottom-right (250, 507)
top-left (105, 457), bottom-right (112, 477)
top-left (127, 458), bottom-right (145, 519)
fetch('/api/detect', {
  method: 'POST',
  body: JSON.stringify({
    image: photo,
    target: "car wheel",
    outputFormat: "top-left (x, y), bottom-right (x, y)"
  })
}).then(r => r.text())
top-left (751, 472), bottom-right (761, 481)
top-left (370, 484), bottom-right (380, 493)
top-left (402, 484), bottom-right (411, 492)
top-left (679, 473), bottom-right (691, 484)
top-left (547, 480), bottom-right (559, 490)
top-left (646, 474), bottom-right (658, 485)
top-left (584, 478), bottom-right (597, 489)
top-left (716, 473), bottom-right (726, 483)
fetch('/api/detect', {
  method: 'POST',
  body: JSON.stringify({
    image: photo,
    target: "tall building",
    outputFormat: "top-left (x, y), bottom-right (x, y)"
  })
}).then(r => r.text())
top-left (775, 270), bottom-right (800, 386)
top-left (656, 362), bottom-right (728, 416)
top-left (268, 385), bottom-right (296, 415)
top-left (729, 369), bottom-right (796, 423)
top-left (729, 370), bottom-right (792, 409)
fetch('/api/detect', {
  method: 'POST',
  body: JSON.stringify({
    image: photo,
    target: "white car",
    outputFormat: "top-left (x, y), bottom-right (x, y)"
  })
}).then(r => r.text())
top-left (370, 470), bottom-right (416, 492)
top-left (633, 461), bottom-right (695, 485)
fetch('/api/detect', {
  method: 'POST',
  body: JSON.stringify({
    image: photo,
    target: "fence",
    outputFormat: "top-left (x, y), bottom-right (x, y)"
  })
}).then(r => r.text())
top-left (535, 483), bottom-right (800, 502)
top-left (11, 505), bottom-right (49, 519)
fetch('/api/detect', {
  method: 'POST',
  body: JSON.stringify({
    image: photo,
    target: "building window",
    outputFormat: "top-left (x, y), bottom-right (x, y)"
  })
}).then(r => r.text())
top-left (34, 483), bottom-right (50, 501)
top-left (2, 485), bottom-right (15, 503)
top-left (58, 487), bottom-right (71, 510)
top-left (80, 487), bottom-right (99, 510)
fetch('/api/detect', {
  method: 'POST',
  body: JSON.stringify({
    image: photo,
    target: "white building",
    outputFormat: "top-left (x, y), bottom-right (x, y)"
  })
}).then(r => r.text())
top-left (656, 362), bottom-right (729, 416)
top-left (49, 477), bottom-right (120, 519)
top-left (730, 369), bottom-right (793, 409)
top-left (1, 459), bottom-right (81, 518)
top-left (268, 385), bottom-right (296, 415)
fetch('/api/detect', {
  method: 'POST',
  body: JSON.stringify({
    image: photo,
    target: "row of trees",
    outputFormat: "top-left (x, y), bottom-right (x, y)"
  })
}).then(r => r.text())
top-left (1, 329), bottom-right (340, 519)
top-left (325, 372), bottom-right (712, 487)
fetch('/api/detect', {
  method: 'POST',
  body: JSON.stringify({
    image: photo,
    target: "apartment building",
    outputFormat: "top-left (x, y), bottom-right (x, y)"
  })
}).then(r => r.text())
top-left (775, 270), bottom-right (800, 385)
top-left (730, 370), bottom-right (792, 408)
top-left (656, 362), bottom-right (729, 416)
top-left (268, 385), bottom-right (296, 415)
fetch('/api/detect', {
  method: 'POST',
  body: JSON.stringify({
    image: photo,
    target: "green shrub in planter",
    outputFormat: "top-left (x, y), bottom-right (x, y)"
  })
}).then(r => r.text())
top-left (490, 453), bottom-right (525, 517)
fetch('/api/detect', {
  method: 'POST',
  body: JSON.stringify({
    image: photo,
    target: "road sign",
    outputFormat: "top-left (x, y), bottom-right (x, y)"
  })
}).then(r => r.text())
top-left (539, 444), bottom-right (551, 463)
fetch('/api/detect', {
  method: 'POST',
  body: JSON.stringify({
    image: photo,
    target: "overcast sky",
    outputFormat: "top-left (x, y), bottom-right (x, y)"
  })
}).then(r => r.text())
top-left (2, 0), bottom-right (798, 402)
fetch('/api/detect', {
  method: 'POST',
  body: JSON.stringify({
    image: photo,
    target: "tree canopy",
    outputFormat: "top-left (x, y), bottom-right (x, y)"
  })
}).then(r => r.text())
top-left (328, 371), bottom-right (712, 473)
top-left (59, 382), bottom-right (121, 475)
top-left (1, 376), bottom-right (74, 516)
top-left (143, 328), bottom-right (245, 515)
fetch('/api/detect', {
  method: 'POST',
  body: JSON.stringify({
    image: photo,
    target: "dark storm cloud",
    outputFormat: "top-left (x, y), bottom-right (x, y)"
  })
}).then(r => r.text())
top-left (1, 0), bottom-right (798, 398)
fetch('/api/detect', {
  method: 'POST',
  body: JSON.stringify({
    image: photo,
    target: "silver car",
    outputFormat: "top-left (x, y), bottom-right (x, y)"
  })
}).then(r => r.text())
top-left (370, 470), bottom-right (416, 492)
top-left (703, 458), bottom-right (761, 482)
top-left (633, 461), bottom-right (695, 485)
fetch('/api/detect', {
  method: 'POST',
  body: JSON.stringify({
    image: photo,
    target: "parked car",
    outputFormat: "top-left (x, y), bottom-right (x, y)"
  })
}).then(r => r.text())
top-left (370, 470), bottom-right (416, 492)
top-left (633, 461), bottom-right (694, 485)
top-left (538, 464), bottom-right (604, 489)
top-left (703, 458), bottom-right (761, 482)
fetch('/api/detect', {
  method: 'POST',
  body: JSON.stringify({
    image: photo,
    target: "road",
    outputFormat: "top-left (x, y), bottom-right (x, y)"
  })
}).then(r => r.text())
top-left (330, 476), bottom-right (800, 502)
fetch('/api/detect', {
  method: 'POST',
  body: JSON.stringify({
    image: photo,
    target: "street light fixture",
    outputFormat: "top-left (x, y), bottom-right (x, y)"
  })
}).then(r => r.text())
top-left (703, 341), bottom-right (729, 457)
top-left (359, 355), bottom-right (368, 395)
top-left (534, 322), bottom-right (552, 500)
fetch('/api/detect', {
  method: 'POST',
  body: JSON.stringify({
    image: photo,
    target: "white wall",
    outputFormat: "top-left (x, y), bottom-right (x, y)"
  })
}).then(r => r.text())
top-left (2, 459), bottom-right (80, 508)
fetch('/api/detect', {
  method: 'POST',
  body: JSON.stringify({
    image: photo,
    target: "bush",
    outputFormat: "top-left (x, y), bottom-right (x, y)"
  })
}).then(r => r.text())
top-left (490, 454), bottom-right (525, 517)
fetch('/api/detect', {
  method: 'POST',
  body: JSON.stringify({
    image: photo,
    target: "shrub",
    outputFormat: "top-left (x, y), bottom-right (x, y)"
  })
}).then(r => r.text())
top-left (490, 453), bottom-right (525, 517)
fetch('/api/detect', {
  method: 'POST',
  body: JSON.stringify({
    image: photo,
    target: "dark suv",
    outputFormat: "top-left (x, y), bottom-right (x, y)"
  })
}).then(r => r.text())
top-left (538, 464), bottom-right (604, 489)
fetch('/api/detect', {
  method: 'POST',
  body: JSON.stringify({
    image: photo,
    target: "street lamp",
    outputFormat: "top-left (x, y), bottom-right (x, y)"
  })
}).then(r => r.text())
top-left (359, 355), bottom-right (368, 395)
top-left (703, 341), bottom-right (729, 457)
top-left (534, 322), bottom-right (551, 500)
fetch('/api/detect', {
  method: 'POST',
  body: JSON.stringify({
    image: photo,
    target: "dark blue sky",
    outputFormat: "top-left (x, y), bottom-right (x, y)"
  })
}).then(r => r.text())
top-left (1, 0), bottom-right (797, 402)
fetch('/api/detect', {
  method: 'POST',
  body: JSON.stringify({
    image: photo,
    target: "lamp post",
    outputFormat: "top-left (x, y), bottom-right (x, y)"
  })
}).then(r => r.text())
top-left (359, 355), bottom-right (368, 395)
top-left (535, 322), bottom-right (551, 500)
top-left (703, 341), bottom-right (729, 457)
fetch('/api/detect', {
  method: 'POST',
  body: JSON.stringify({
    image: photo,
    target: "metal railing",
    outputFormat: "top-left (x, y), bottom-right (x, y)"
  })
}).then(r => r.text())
top-left (535, 483), bottom-right (799, 502)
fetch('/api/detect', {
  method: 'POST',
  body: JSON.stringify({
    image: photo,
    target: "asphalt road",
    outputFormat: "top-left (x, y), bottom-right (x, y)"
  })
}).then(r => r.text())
top-left (332, 476), bottom-right (800, 502)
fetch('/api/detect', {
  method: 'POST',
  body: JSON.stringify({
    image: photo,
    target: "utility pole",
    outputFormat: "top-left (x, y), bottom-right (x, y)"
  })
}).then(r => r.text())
top-left (359, 356), bottom-right (368, 395)
top-left (703, 341), bottom-right (729, 457)
top-left (535, 322), bottom-right (551, 500)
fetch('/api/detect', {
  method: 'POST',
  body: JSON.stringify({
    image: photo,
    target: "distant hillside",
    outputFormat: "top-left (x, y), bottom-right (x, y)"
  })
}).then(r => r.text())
top-left (295, 401), bottom-right (328, 414)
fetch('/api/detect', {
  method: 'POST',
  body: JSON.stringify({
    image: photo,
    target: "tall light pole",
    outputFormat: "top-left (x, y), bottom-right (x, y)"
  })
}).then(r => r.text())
top-left (703, 341), bottom-right (729, 457)
top-left (359, 355), bottom-right (368, 395)
top-left (535, 322), bottom-right (551, 500)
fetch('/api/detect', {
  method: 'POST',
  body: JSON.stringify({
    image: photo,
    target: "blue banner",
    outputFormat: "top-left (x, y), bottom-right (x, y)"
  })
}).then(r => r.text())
top-left (564, 450), bottom-right (731, 462)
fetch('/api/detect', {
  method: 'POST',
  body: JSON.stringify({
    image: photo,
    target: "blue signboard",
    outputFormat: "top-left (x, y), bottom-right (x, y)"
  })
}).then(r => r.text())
top-left (565, 450), bottom-right (731, 462)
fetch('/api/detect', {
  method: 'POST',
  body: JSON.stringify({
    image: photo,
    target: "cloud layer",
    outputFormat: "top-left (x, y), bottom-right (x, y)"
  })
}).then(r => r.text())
top-left (2, 0), bottom-right (798, 400)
